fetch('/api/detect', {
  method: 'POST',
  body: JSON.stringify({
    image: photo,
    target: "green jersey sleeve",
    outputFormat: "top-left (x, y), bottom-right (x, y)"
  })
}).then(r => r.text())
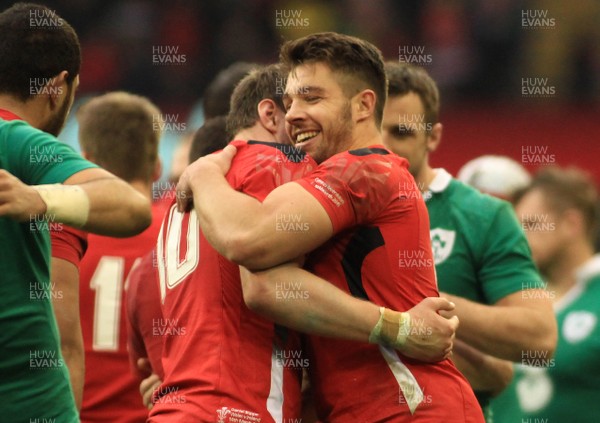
top-left (1, 120), bottom-right (96, 184)
top-left (477, 201), bottom-right (544, 304)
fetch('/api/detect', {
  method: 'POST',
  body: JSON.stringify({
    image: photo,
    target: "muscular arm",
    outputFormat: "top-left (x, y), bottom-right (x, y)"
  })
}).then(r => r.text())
top-left (241, 262), bottom-right (459, 362)
top-left (63, 168), bottom-right (151, 237)
top-left (178, 146), bottom-right (333, 270)
top-left (451, 339), bottom-right (513, 397)
top-left (0, 168), bottom-right (151, 237)
top-left (440, 291), bottom-right (557, 361)
top-left (51, 257), bottom-right (84, 410)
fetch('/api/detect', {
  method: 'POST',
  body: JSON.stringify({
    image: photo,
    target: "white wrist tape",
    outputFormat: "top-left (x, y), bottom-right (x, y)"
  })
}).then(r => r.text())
top-left (396, 311), bottom-right (411, 346)
top-left (32, 184), bottom-right (90, 228)
top-left (368, 307), bottom-right (412, 347)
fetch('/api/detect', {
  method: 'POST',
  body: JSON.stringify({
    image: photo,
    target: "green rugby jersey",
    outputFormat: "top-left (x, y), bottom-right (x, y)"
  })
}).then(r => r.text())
top-left (0, 114), bottom-right (96, 422)
top-left (491, 255), bottom-right (600, 423)
top-left (425, 169), bottom-right (543, 417)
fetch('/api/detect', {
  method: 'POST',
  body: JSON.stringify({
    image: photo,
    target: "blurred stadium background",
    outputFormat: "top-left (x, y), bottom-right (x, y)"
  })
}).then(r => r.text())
top-left (5, 0), bottom-right (599, 183)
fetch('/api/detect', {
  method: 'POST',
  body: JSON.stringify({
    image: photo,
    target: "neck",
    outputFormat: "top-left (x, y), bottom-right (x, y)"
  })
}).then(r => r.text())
top-left (0, 95), bottom-right (45, 129)
top-left (413, 162), bottom-right (437, 192)
top-left (544, 239), bottom-right (594, 299)
top-left (347, 121), bottom-right (382, 150)
top-left (234, 124), bottom-right (277, 143)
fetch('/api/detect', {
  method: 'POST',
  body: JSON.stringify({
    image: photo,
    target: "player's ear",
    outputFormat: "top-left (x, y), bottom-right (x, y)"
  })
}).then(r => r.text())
top-left (47, 71), bottom-right (69, 109)
top-left (427, 122), bottom-right (443, 153)
top-left (354, 89), bottom-right (376, 123)
top-left (257, 99), bottom-right (278, 134)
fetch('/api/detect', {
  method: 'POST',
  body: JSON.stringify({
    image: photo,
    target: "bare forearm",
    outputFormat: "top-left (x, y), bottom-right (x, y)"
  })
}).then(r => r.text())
top-left (191, 168), bottom-right (332, 270)
top-left (191, 170), bottom-right (261, 260)
top-left (61, 342), bottom-right (85, 410)
top-left (241, 263), bottom-right (379, 341)
top-left (452, 340), bottom-right (513, 396)
top-left (80, 178), bottom-right (151, 237)
top-left (443, 293), bottom-right (557, 361)
top-left (51, 258), bottom-right (84, 409)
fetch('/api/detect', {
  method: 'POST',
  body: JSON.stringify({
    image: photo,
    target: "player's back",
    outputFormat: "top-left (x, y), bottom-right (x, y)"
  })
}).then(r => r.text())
top-left (150, 141), bottom-right (315, 423)
top-left (297, 146), bottom-right (484, 422)
top-left (78, 201), bottom-right (166, 423)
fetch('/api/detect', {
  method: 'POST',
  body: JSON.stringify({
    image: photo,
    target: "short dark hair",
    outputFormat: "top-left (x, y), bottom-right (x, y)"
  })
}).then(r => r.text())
top-left (514, 166), bottom-right (599, 242)
top-left (226, 64), bottom-right (285, 137)
top-left (77, 92), bottom-right (160, 183)
top-left (0, 3), bottom-right (81, 102)
top-left (279, 32), bottom-right (387, 126)
top-left (385, 61), bottom-right (440, 126)
top-left (203, 62), bottom-right (259, 119)
top-left (189, 116), bottom-right (229, 162)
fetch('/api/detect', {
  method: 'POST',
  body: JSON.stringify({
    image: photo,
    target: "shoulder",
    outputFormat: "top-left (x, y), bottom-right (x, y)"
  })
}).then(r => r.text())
top-left (317, 145), bottom-right (408, 183)
top-left (444, 178), bottom-right (512, 221)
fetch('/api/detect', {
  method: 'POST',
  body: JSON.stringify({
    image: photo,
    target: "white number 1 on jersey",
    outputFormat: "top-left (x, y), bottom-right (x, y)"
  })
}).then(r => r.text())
top-left (90, 256), bottom-right (141, 351)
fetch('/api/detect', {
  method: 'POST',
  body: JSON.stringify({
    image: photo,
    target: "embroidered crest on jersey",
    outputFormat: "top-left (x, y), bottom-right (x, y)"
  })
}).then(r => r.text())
top-left (563, 311), bottom-right (597, 343)
top-left (217, 407), bottom-right (231, 423)
top-left (430, 228), bottom-right (456, 265)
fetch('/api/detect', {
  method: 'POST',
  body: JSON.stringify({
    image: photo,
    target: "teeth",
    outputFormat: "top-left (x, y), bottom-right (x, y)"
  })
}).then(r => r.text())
top-left (295, 131), bottom-right (318, 143)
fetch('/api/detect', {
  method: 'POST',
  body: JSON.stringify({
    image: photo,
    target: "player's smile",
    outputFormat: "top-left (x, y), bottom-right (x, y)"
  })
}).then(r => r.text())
top-left (290, 128), bottom-right (321, 149)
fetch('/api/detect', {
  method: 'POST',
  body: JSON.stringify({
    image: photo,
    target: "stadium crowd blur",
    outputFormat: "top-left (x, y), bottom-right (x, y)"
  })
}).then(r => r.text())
top-left (8, 0), bottom-right (599, 182)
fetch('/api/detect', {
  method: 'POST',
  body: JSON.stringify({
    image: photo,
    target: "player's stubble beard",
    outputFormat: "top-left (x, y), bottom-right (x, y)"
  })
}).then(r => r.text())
top-left (42, 82), bottom-right (74, 137)
top-left (310, 100), bottom-right (354, 164)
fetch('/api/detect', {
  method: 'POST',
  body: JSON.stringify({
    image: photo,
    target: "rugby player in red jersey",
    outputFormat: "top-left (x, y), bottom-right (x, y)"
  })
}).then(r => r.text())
top-left (178, 33), bottom-right (484, 422)
top-left (148, 64), bottom-right (313, 422)
top-left (51, 92), bottom-right (166, 421)
top-left (126, 116), bottom-right (229, 406)
top-left (150, 63), bottom-right (457, 422)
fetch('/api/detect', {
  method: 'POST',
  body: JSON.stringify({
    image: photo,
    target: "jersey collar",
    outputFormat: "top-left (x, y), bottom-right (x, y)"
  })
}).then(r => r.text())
top-left (576, 254), bottom-right (600, 285)
top-left (423, 168), bottom-right (452, 201)
top-left (555, 254), bottom-right (600, 312)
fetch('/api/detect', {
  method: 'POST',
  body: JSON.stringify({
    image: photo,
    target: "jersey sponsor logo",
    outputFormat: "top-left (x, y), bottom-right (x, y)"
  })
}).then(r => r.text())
top-left (216, 406), bottom-right (261, 423)
top-left (563, 311), bottom-right (597, 343)
top-left (430, 228), bottom-right (456, 265)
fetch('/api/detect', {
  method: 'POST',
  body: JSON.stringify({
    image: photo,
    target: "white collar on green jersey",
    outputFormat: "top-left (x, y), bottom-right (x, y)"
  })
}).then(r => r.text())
top-left (576, 254), bottom-right (600, 285)
top-left (555, 254), bottom-right (600, 312)
top-left (424, 168), bottom-right (452, 201)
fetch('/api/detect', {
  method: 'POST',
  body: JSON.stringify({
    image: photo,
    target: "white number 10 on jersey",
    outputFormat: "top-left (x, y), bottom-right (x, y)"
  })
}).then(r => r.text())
top-left (157, 205), bottom-right (201, 302)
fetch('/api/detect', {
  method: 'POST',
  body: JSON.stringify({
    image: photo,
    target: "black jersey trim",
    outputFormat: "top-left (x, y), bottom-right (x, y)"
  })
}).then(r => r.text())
top-left (341, 226), bottom-right (385, 301)
top-left (348, 147), bottom-right (389, 157)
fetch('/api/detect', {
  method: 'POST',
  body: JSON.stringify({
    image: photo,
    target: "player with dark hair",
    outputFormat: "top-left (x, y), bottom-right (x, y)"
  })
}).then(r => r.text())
top-left (203, 62), bottom-right (258, 119)
top-left (178, 32), bottom-right (483, 422)
top-left (189, 115), bottom-right (229, 163)
top-left (50, 91), bottom-right (165, 422)
top-left (381, 61), bottom-right (557, 418)
top-left (0, 4), bottom-right (151, 421)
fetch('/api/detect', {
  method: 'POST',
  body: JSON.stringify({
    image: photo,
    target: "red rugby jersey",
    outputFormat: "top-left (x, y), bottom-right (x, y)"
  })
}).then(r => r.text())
top-left (296, 146), bottom-right (484, 423)
top-left (126, 248), bottom-right (164, 380)
top-left (149, 141), bottom-right (316, 422)
top-left (52, 201), bottom-right (168, 423)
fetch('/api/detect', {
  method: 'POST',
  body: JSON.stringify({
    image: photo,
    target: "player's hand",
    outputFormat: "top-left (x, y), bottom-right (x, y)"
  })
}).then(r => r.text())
top-left (398, 297), bottom-right (459, 362)
top-left (139, 372), bottom-right (162, 410)
top-left (176, 144), bottom-right (237, 212)
top-left (0, 169), bottom-right (47, 221)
